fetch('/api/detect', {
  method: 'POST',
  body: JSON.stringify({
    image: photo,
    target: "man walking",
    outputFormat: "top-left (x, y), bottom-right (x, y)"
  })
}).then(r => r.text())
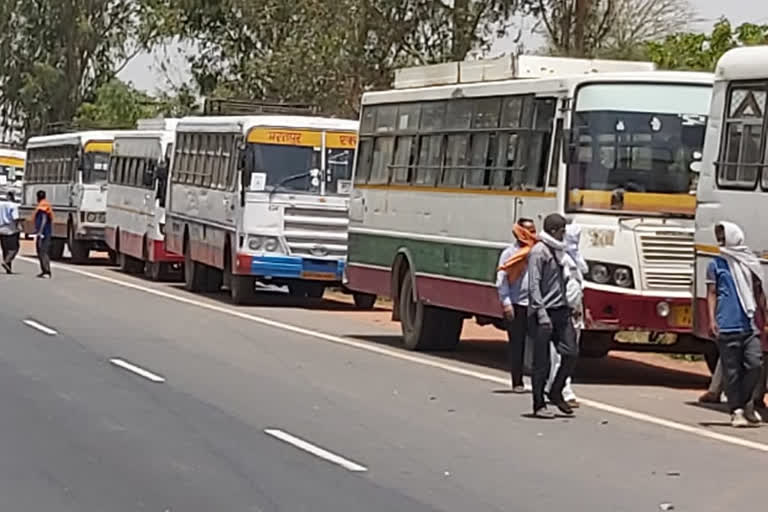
top-left (0, 191), bottom-right (21, 273)
top-left (707, 221), bottom-right (765, 427)
top-left (497, 218), bottom-right (537, 393)
top-left (528, 213), bottom-right (579, 418)
top-left (33, 190), bottom-right (53, 278)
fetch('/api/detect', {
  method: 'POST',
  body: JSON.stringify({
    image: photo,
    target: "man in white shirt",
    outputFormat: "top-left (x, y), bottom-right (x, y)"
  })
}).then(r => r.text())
top-left (0, 191), bottom-right (21, 273)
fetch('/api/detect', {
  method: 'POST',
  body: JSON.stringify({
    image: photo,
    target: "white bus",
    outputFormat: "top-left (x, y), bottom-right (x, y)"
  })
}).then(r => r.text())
top-left (165, 115), bottom-right (359, 304)
top-left (105, 121), bottom-right (181, 280)
top-left (346, 56), bottom-right (714, 355)
top-left (21, 131), bottom-right (121, 262)
top-left (694, 45), bottom-right (768, 366)
top-left (0, 147), bottom-right (25, 200)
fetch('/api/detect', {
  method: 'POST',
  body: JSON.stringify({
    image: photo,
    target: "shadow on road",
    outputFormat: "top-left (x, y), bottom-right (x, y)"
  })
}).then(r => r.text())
top-left (349, 334), bottom-right (710, 390)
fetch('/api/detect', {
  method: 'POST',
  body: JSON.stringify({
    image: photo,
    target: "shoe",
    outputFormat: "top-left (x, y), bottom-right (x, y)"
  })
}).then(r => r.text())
top-left (567, 398), bottom-right (580, 409)
top-left (698, 391), bottom-right (721, 404)
top-left (731, 409), bottom-right (749, 428)
top-left (512, 385), bottom-right (527, 394)
top-left (547, 393), bottom-right (574, 415)
top-left (533, 407), bottom-right (556, 419)
top-left (745, 403), bottom-right (763, 425)
top-left (36, 272), bottom-right (51, 279)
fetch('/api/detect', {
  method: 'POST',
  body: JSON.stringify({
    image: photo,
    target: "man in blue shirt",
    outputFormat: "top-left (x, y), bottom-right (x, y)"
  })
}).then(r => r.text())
top-left (496, 218), bottom-right (537, 393)
top-left (707, 221), bottom-right (765, 428)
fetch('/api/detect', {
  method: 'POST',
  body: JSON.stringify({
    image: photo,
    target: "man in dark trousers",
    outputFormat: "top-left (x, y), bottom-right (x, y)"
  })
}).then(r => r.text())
top-left (527, 213), bottom-right (579, 418)
top-left (33, 190), bottom-right (53, 278)
top-left (496, 217), bottom-right (537, 393)
top-left (0, 191), bottom-right (21, 273)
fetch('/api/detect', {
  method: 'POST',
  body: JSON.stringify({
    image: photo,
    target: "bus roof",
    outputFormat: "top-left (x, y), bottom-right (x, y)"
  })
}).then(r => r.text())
top-left (0, 148), bottom-right (26, 160)
top-left (136, 118), bottom-right (180, 131)
top-left (175, 115), bottom-right (358, 135)
top-left (26, 130), bottom-right (123, 149)
top-left (362, 70), bottom-right (714, 106)
top-left (113, 130), bottom-right (176, 158)
top-left (715, 46), bottom-right (768, 82)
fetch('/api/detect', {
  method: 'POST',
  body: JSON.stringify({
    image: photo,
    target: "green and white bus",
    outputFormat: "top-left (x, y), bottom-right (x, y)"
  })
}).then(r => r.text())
top-left (346, 56), bottom-right (715, 356)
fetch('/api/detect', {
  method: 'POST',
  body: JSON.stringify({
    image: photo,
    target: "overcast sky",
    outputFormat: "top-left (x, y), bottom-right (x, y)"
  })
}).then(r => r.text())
top-left (119, 0), bottom-right (768, 94)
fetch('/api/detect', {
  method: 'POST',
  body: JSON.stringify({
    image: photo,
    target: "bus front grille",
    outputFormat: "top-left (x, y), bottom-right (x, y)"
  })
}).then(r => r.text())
top-left (283, 207), bottom-right (349, 260)
top-left (638, 229), bottom-right (695, 291)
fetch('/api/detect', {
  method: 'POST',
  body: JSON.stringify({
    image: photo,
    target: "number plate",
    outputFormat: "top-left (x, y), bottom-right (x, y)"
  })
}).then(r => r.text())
top-left (301, 271), bottom-right (337, 281)
top-left (670, 305), bottom-right (692, 328)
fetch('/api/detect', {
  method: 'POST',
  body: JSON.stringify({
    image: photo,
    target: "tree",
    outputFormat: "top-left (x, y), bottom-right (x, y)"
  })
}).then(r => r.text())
top-left (143, 0), bottom-right (539, 117)
top-left (538, 0), bottom-right (693, 59)
top-left (646, 19), bottom-right (768, 71)
top-left (0, 0), bottom-right (157, 140)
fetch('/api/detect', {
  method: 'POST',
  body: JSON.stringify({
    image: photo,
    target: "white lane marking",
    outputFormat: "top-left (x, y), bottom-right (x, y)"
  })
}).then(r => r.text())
top-left (23, 319), bottom-right (58, 336)
top-left (265, 429), bottom-right (367, 472)
top-left (109, 358), bottom-right (166, 383)
top-left (19, 256), bottom-right (768, 454)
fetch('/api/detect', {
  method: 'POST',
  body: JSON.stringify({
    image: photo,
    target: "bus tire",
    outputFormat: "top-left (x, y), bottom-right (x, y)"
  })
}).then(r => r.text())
top-left (118, 252), bottom-right (143, 274)
top-left (205, 267), bottom-right (223, 293)
top-left (183, 243), bottom-right (205, 292)
top-left (67, 224), bottom-right (89, 264)
top-left (145, 261), bottom-right (164, 281)
top-left (230, 275), bottom-right (255, 305)
top-left (288, 282), bottom-right (325, 299)
top-left (353, 292), bottom-right (377, 310)
top-left (50, 239), bottom-right (66, 261)
top-left (579, 332), bottom-right (612, 358)
top-left (399, 271), bottom-right (462, 351)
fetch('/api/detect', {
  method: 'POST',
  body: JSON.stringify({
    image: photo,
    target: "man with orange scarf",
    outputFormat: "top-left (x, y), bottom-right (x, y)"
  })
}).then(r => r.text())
top-left (33, 190), bottom-right (53, 278)
top-left (496, 218), bottom-right (537, 393)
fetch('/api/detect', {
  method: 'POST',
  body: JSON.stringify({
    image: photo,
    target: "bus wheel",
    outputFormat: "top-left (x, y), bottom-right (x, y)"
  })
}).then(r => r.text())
top-left (230, 275), bottom-right (256, 305)
top-left (579, 332), bottom-right (612, 358)
top-left (107, 249), bottom-right (118, 266)
top-left (118, 253), bottom-right (143, 274)
top-left (145, 261), bottom-right (164, 281)
top-left (183, 244), bottom-right (205, 292)
top-left (50, 239), bottom-right (66, 261)
top-left (353, 292), bottom-right (377, 310)
top-left (288, 282), bottom-right (325, 299)
top-left (399, 271), bottom-right (462, 351)
top-left (67, 225), bottom-right (89, 264)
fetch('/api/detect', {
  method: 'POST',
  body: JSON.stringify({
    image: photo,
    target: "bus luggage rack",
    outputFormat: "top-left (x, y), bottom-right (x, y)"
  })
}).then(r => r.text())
top-left (203, 98), bottom-right (319, 116)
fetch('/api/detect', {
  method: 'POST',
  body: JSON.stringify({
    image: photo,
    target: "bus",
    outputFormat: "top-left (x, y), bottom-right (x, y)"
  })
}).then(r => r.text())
top-left (105, 121), bottom-right (181, 280)
top-left (0, 147), bottom-right (25, 201)
top-left (346, 55), bottom-right (715, 356)
top-left (21, 131), bottom-right (121, 262)
top-left (694, 45), bottom-right (768, 367)
top-left (164, 115), bottom-right (360, 304)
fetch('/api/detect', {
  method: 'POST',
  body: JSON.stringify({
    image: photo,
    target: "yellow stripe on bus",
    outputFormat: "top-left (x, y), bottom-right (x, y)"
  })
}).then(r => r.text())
top-left (326, 132), bottom-right (358, 149)
top-left (84, 141), bottom-right (113, 154)
top-left (247, 129), bottom-right (358, 149)
top-left (0, 156), bottom-right (24, 168)
top-left (247, 128), bottom-right (322, 147)
top-left (356, 184), bottom-right (556, 198)
top-left (569, 189), bottom-right (696, 215)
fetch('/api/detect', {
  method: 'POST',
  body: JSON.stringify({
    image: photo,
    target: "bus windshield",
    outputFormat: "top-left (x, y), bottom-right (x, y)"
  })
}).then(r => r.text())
top-left (567, 82), bottom-right (711, 216)
top-left (83, 152), bottom-right (111, 184)
top-left (245, 143), bottom-right (355, 196)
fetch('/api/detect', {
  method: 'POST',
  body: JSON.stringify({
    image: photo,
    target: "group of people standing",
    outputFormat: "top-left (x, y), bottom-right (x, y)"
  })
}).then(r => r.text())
top-left (0, 190), bottom-right (55, 278)
top-left (498, 214), bottom-right (768, 427)
top-left (497, 213), bottom-right (585, 418)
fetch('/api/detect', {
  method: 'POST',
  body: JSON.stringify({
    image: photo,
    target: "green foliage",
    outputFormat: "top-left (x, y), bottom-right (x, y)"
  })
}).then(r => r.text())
top-left (646, 19), bottom-right (768, 71)
top-left (142, 0), bottom-right (539, 117)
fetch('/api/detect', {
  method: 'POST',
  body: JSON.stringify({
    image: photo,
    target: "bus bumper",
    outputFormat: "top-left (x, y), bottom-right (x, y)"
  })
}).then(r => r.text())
top-left (235, 254), bottom-right (345, 282)
top-left (584, 288), bottom-right (693, 333)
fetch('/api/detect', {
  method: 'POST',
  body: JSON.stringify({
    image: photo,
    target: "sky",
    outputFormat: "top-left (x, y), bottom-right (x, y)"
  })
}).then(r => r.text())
top-left (119, 0), bottom-right (768, 94)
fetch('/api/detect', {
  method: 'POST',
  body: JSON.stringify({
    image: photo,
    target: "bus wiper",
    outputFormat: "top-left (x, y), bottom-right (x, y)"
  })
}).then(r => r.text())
top-left (267, 169), bottom-right (321, 201)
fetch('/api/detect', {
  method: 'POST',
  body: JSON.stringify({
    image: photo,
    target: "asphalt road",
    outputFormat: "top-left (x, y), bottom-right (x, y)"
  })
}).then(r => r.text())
top-left (0, 255), bottom-right (765, 511)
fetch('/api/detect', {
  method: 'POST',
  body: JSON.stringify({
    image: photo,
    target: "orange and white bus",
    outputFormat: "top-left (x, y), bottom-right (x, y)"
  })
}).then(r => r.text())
top-left (0, 148), bottom-right (25, 201)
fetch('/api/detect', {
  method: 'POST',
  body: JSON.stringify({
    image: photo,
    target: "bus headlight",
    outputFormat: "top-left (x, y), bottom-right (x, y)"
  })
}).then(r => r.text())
top-left (248, 237), bottom-right (263, 251)
top-left (86, 212), bottom-right (98, 223)
top-left (263, 237), bottom-right (280, 252)
top-left (587, 261), bottom-right (635, 288)
top-left (98, 212), bottom-right (106, 224)
top-left (589, 263), bottom-right (611, 284)
top-left (613, 267), bottom-right (633, 288)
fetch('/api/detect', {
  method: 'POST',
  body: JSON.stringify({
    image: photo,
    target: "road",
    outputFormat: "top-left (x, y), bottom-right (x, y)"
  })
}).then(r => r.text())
top-left (1, 252), bottom-right (766, 511)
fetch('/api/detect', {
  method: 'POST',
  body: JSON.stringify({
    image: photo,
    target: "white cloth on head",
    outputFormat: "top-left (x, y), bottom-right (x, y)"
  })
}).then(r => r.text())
top-left (538, 231), bottom-right (566, 262)
top-left (718, 221), bottom-right (765, 319)
top-left (564, 224), bottom-right (588, 278)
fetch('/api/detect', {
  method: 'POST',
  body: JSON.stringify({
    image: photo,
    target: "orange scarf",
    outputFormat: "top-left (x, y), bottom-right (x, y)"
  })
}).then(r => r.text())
top-left (498, 224), bottom-right (537, 283)
top-left (35, 199), bottom-right (53, 219)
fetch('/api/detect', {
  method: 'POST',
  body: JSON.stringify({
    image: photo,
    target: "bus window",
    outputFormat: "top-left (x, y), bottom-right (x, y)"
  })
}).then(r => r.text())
top-left (83, 152), bottom-right (110, 184)
top-left (719, 85), bottom-right (766, 189)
